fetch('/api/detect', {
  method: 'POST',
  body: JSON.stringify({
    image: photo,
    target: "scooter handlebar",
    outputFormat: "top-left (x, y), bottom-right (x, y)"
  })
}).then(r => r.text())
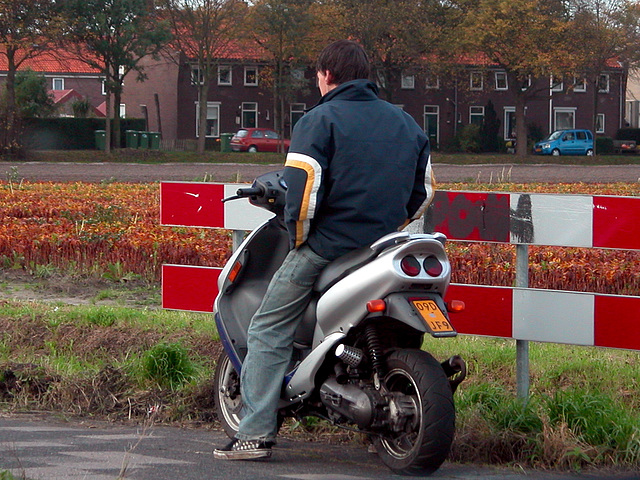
top-left (221, 185), bottom-right (265, 203)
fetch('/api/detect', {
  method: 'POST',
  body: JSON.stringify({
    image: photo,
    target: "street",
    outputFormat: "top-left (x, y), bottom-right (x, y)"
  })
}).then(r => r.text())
top-left (2, 161), bottom-right (640, 184)
top-left (1, 414), bottom-right (636, 480)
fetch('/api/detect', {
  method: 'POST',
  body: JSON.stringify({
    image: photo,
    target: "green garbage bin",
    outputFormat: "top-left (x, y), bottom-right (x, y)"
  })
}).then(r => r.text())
top-left (95, 130), bottom-right (106, 150)
top-left (125, 130), bottom-right (139, 149)
top-left (220, 133), bottom-right (233, 153)
top-left (138, 131), bottom-right (150, 149)
top-left (149, 132), bottom-right (161, 149)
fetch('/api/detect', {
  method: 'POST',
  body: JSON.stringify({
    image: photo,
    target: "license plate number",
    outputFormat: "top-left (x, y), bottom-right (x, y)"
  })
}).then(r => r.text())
top-left (411, 299), bottom-right (454, 333)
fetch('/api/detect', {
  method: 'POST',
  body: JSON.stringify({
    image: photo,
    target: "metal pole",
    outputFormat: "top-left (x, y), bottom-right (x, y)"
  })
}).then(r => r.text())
top-left (515, 243), bottom-right (530, 400)
top-left (232, 230), bottom-right (245, 252)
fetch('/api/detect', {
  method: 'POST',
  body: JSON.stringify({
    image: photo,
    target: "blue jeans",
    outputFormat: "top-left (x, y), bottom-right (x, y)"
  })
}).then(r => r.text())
top-left (236, 244), bottom-right (330, 442)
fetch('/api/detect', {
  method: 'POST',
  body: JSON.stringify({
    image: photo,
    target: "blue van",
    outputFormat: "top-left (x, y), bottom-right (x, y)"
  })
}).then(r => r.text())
top-left (534, 129), bottom-right (594, 156)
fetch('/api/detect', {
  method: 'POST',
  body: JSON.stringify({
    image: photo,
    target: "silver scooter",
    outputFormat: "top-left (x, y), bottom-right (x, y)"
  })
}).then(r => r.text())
top-left (213, 170), bottom-right (466, 476)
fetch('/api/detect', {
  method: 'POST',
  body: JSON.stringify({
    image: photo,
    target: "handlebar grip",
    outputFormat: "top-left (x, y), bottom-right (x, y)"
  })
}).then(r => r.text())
top-left (236, 186), bottom-right (264, 197)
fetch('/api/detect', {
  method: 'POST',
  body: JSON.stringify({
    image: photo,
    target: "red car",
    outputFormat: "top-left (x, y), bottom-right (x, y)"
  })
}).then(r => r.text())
top-left (230, 128), bottom-right (291, 153)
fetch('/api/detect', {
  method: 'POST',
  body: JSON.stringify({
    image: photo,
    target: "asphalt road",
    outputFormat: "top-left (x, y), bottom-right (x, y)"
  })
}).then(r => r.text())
top-left (1, 414), bottom-right (637, 480)
top-left (2, 161), bottom-right (640, 183)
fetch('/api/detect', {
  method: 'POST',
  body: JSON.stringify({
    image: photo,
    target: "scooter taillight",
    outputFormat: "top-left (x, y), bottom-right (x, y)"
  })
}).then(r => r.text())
top-left (400, 255), bottom-right (421, 276)
top-left (423, 256), bottom-right (443, 277)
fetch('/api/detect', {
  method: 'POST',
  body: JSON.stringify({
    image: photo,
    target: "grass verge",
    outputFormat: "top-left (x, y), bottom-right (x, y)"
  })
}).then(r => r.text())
top-left (1, 299), bottom-right (639, 471)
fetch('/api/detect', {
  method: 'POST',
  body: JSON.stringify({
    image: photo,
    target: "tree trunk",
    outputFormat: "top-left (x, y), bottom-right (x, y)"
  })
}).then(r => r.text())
top-left (197, 77), bottom-right (210, 154)
top-left (591, 77), bottom-right (599, 155)
top-left (105, 88), bottom-right (112, 154)
top-left (113, 81), bottom-right (123, 150)
top-left (3, 49), bottom-right (18, 152)
top-left (515, 93), bottom-right (528, 157)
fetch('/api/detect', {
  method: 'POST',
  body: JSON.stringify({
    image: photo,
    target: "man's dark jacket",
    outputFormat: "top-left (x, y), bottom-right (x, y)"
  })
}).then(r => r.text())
top-left (283, 79), bottom-right (434, 261)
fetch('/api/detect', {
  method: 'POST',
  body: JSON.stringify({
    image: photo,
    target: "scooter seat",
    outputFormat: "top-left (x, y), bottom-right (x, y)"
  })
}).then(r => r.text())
top-left (314, 244), bottom-right (378, 293)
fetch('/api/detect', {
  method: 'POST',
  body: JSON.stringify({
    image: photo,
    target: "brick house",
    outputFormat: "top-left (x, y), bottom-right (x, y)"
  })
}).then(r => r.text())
top-left (123, 48), bottom-right (627, 150)
top-left (0, 50), bottom-right (106, 117)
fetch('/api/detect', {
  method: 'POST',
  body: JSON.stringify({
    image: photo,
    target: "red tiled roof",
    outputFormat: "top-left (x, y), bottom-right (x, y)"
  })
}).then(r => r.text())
top-left (0, 47), bottom-right (103, 74)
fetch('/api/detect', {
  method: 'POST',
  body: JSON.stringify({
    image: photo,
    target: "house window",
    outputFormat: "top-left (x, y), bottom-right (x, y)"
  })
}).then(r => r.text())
top-left (598, 74), bottom-right (610, 93)
top-left (119, 104), bottom-right (126, 118)
top-left (470, 71), bottom-right (483, 91)
top-left (191, 67), bottom-right (204, 85)
top-left (504, 107), bottom-right (516, 140)
top-left (425, 75), bottom-right (440, 89)
top-left (573, 77), bottom-right (587, 92)
top-left (52, 78), bottom-right (64, 90)
top-left (596, 113), bottom-right (605, 133)
top-left (494, 71), bottom-right (508, 90)
top-left (554, 107), bottom-right (576, 130)
top-left (218, 65), bottom-right (232, 86)
top-left (291, 68), bottom-right (304, 81)
top-left (521, 76), bottom-right (532, 91)
top-left (470, 106), bottom-right (484, 126)
top-left (244, 66), bottom-right (258, 86)
top-left (290, 103), bottom-right (305, 136)
top-left (551, 77), bottom-right (563, 92)
top-left (195, 102), bottom-right (220, 137)
top-left (401, 72), bottom-right (415, 89)
top-left (423, 105), bottom-right (439, 148)
top-left (242, 102), bottom-right (258, 128)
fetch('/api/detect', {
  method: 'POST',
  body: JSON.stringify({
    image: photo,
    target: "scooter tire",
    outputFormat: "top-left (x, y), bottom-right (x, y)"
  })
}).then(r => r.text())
top-left (373, 349), bottom-right (455, 476)
top-left (213, 351), bottom-right (243, 438)
top-left (212, 350), bottom-right (285, 439)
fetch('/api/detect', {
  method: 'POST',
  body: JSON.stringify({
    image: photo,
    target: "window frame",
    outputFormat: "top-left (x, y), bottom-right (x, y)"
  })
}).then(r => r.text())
top-left (494, 71), bottom-right (508, 91)
top-left (470, 71), bottom-right (483, 91)
top-left (52, 77), bottom-right (65, 90)
top-left (244, 66), bottom-right (258, 87)
top-left (218, 65), bottom-right (232, 86)
top-left (470, 106), bottom-right (485, 126)
top-left (598, 74), bottom-right (610, 93)
top-left (401, 72), bottom-right (415, 90)
top-left (195, 101), bottom-right (221, 138)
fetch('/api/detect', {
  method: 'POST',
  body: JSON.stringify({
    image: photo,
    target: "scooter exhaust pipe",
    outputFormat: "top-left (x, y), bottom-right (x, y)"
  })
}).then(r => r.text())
top-left (441, 355), bottom-right (467, 393)
top-left (335, 344), bottom-right (364, 367)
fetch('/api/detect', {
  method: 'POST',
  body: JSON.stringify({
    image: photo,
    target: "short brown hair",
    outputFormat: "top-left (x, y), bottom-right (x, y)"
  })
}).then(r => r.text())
top-left (316, 40), bottom-right (370, 85)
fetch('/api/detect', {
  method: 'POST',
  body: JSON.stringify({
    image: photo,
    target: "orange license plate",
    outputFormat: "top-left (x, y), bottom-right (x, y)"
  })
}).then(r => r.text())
top-left (411, 299), bottom-right (454, 333)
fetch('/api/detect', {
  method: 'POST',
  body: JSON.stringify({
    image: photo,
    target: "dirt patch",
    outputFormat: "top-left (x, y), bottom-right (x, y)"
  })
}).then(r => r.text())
top-left (0, 269), bottom-right (159, 307)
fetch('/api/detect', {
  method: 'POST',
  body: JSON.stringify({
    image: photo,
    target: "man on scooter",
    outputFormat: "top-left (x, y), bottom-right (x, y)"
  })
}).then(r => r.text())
top-left (214, 39), bottom-right (435, 460)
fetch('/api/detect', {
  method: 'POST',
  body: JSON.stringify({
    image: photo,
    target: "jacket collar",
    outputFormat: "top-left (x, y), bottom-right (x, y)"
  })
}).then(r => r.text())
top-left (309, 79), bottom-right (379, 111)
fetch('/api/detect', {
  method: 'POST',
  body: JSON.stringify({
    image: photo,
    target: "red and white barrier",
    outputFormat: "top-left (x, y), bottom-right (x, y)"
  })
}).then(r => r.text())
top-left (160, 182), bottom-right (640, 350)
top-left (444, 285), bottom-right (640, 351)
top-left (428, 191), bottom-right (640, 249)
top-left (160, 182), bottom-right (273, 231)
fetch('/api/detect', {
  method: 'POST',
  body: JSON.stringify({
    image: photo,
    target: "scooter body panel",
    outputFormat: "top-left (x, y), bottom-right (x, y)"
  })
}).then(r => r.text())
top-left (313, 236), bottom-right (451, 347)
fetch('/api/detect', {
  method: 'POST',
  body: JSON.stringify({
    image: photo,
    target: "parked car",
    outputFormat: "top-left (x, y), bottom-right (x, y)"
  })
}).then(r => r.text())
top-left (230, 128), bottom-right (290, 153)
top-left (533, 129), bottom-right (594, 156)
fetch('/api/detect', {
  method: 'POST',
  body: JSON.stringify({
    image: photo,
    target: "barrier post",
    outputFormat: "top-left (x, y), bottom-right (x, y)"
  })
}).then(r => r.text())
top-left (232, 230), bottom-right (246, 252)
top-left (515, 244), bottom-right (530, 400)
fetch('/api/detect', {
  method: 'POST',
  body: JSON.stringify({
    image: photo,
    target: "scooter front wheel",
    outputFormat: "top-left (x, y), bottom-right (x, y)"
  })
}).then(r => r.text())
top-left (213, 351), bottom-right (243, 438)
top-left (373, 349), bottom-right (455, 476)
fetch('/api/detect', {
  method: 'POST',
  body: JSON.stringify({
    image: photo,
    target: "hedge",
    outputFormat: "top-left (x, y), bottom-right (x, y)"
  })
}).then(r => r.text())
top-left (21, 118), bottom-right (146, 150)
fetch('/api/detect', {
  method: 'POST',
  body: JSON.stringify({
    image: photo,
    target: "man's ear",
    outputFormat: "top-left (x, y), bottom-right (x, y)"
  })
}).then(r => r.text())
top-left (324, 70), bottom-right (335, 86)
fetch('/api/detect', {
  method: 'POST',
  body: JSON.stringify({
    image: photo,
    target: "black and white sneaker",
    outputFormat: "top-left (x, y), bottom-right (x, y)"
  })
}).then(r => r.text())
top-left (213, 438), bottom-right (274, 460)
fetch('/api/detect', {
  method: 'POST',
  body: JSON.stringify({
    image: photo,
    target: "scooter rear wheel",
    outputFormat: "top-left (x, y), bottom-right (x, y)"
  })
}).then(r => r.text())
top-left (213, 351), bottom-right (243, 438)
top-left (373, 349), bottom-right (455, 476)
